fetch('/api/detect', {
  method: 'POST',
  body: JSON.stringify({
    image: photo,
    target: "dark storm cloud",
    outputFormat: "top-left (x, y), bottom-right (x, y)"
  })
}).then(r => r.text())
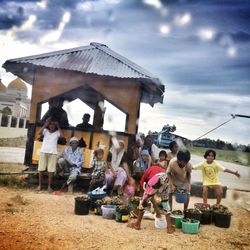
top-left (0, 5), bottom-right (26, 29)
top-left (231, 31), bottom-right (250, 43)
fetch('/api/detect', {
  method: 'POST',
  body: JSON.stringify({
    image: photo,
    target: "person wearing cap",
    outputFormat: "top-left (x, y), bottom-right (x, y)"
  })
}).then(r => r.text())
top-left (57, 137), bottom-right (84, 192)
top-left (76, 113), bottom-right (94, 130)
top-left (141, 135), bottom-right (159, 164)
top-left (132, 149), bottom-right (151, 182)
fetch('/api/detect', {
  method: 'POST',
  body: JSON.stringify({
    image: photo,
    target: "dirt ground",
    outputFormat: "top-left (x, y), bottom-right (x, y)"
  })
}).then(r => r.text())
top-left (0, 187), bottom-right (249, 250)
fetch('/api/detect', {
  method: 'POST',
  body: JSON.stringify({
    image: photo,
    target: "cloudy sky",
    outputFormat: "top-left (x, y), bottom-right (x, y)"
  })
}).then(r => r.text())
top-left (0, 0), bottom-right (250, 144)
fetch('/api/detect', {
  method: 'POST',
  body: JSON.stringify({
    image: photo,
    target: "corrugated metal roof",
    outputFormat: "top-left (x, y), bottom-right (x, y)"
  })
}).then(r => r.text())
top-left (2, 42), bottom-right (165, 106)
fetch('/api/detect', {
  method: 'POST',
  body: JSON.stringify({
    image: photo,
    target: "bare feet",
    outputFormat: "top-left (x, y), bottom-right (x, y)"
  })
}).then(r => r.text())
top-left (167, 226), bottom-right (175, 234)
top-left (36, 185), bottom-right (41, 191)
top-left (155, 212), bottom-right (162, 218)
top-left (127, 222), bottom-right (140, 230)
top-left (48, 187), bottom-right (54, 193)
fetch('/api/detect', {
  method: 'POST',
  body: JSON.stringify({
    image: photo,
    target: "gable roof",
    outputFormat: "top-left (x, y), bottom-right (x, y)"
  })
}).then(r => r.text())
top-left (2, 42), bottom-right (165, 106)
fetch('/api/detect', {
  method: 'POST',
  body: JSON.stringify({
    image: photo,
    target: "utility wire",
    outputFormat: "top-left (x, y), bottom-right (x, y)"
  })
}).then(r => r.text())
top-left (193, 116), bottom-right (236, 141)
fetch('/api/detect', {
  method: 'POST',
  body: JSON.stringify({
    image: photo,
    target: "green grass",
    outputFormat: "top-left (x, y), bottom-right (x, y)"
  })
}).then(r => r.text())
top-left (0, 163), bottom-right (31, 188)
top-left (0, 136), bottom-right (27, 148)
top-left (0, 175), bottom-right (30, 188)
top-left (188, 146), bottom-right (250, 167)
top-left (0, 163), bottom-right (27, 171)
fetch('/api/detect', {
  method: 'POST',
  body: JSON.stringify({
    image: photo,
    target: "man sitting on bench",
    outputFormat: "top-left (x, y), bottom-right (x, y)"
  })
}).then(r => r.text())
top-left (57, 137), bottom-right (84, 193)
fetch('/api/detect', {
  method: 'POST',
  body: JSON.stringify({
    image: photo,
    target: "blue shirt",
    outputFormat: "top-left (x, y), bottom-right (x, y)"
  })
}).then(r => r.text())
top-left (62, 146), bottom-right (84, 173)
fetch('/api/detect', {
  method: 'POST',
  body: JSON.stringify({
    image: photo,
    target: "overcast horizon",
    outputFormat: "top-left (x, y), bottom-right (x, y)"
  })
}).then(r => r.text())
top-left (0, 0), bottom-right (250, 145)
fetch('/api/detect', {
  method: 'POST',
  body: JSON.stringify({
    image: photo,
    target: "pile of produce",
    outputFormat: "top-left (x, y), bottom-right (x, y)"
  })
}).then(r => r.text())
top-left (172, 210), bottom-right (183, 215)
top-left (212, 204), bottom-right (232, 215)
top-left (182, 218), bottom-right (199, 223)
top-left (185, 208), bottom-right (202, 214)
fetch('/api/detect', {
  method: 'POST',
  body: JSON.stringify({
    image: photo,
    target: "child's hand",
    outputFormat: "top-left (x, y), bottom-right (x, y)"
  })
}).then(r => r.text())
top-left (170, 183), bottom-right (176, 192)
top-left (45, 117), bottom-right (51, 125)
top-left (54, 121), bottom-right (59, 128)
top-left (235, 171), bottom-right (240, 178)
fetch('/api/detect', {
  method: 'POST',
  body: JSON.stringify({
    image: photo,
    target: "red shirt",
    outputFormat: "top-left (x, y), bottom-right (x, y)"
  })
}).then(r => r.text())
top-left (140, 165), bottom-right (164, 187)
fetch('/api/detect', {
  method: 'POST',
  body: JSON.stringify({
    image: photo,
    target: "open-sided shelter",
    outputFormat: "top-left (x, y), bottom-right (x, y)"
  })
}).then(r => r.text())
top-left (3, 42), bottom-right (165, 167)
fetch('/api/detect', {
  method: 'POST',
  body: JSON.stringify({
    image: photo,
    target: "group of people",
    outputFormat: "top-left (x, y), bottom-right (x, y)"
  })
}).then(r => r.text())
top-left (37, 116), bottom-right (240, 234)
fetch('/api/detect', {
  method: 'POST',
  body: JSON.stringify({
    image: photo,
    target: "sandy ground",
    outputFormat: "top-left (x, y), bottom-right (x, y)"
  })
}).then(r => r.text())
top-left (0, 187), bottom-right (249, 250)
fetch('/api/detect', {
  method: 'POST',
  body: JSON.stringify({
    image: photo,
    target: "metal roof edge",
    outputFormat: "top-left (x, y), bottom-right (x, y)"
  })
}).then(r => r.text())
top-left (5, 44), bottom-right (94, 62)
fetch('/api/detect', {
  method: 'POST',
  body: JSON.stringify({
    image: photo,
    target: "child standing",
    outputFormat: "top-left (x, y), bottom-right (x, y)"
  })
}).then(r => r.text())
top-left (193, 149), bottom-right (240, 204)
top-left (89, 149), bottom-right (107, 191)
top-left (37, 118), bottom-right (63, 192)
top-left (157, 150), bottom-right (168, 170)
top-left (128, 164), bottom-right (175, 234)
top-left (167, 150), bottom-right (192, 211)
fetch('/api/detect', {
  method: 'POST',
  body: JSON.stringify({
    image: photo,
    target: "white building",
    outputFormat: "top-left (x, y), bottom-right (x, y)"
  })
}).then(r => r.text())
top-left (0, 77), bottom-right (30, 119)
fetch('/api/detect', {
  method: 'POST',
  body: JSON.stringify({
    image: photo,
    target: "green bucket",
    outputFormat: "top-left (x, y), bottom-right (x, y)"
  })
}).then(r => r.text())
top-left (170, 214), bottom-right (184, 228)
top-left (181, 219), bottom-right (200, 234)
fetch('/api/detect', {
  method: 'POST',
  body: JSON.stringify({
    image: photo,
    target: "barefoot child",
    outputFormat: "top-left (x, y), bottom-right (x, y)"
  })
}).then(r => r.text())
top-left (37, 118), bottom-right (63, 192)
top-left (128, 165), bottom-right (175, 234)
top-left (167, 150), bottom-right (192, 211)
top-left (193, 149), bottom-right (240, 204)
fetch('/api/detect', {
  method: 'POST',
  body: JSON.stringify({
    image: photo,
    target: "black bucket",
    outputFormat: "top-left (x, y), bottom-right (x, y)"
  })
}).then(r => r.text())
top-left (87, 192), bottom-right (106, 211)
top-left (201, 210), bottom-right (212, 225)
top-left (115, 208), bottom-right (129, 223)
top-left (75, 197), bottom-right (91, 215)
top-left (184, 210), bottom-right (202, 222)
top-left (214, 212), bottom-right (232, 228)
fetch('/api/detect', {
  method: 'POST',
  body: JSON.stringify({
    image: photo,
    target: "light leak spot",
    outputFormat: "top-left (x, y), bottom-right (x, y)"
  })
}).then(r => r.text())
top-left (160, 24), bottom-right (171, 36)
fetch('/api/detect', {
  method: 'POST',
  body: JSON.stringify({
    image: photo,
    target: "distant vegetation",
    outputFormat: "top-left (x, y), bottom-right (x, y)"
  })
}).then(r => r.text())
top-left (186, 138), bottom-right (250, 166)
top-left (190, 138), bottom-right (250, 153)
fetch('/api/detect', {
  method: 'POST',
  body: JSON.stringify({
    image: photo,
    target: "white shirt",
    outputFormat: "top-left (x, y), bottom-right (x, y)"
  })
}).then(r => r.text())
top-left (40, 129), bottom-right (60, 154)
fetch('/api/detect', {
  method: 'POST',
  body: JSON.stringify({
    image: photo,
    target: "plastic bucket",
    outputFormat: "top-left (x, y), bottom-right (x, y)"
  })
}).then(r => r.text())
top-left (174, 192), bottom-right (188, 203)
top-left (74, 197), bottom-right (91, 215)
top-left (184, 210), bottom-right (202, 222)
top-left (88, 191), bottom-right (106, 211)
top-left (194, 203), bottom-right (212, 225)
top-left (155, 215), bottom-right (167, 229)
top-left (101, 205), bottom-right (116, 220)
top-left (182, 219), bottom-right (200, 234)
top-left (115, 208), bottom-right (129, 223)
top-left (201, 210), bottom-right (212, 225)
top-left (214, 212), bottom-right (232, 228)
top-left (171, 214), bottom-right (184, 228)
